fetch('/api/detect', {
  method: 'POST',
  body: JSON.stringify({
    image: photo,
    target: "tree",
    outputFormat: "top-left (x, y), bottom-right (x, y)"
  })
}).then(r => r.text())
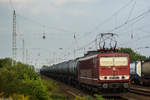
top-left (0, 58), bottom-right (49, 100)
top-left (118, 48), bottom-right (146, 63)
top-left (0, 58), bottom-right (12, 68)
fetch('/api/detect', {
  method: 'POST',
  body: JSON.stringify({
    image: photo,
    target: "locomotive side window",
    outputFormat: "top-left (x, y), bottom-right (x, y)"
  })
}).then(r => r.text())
top-left (100, 57), bottom-right (128, 66)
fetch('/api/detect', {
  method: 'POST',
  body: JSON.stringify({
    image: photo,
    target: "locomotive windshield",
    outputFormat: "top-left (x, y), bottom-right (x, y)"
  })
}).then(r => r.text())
top-left (100, 57), bottom-right (128, 66)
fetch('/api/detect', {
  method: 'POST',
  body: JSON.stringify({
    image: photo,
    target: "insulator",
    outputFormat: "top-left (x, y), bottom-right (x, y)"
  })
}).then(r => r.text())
top-left (43, 35), bottom-right (46, 39)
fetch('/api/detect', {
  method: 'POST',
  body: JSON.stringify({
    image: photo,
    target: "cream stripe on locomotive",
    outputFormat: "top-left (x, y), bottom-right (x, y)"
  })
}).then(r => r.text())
top-left (79, 75), bottom-right (129, 80)
top-left (99, 75), bottom-right (129, 80)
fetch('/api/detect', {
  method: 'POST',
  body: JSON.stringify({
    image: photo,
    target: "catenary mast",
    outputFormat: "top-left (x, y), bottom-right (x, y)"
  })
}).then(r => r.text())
top-left (12, 10), bottom-right (17, 65)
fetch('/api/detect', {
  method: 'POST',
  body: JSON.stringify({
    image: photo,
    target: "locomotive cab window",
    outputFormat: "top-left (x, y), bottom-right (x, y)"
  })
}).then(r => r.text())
top-left (100, 57), bottom-right (128, 66)
top-left (114, 57), bottom-right (128, 66)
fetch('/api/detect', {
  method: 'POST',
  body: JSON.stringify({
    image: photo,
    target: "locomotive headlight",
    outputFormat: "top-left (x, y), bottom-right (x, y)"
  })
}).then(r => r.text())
top-left (99, 76), bottom-right (104, 80)
top-left (99, 76), bottom-right (107, 80)
top-left (124, 75), bottom-right (129, 79)
top-left (122, 75), bottom-right (129, 79)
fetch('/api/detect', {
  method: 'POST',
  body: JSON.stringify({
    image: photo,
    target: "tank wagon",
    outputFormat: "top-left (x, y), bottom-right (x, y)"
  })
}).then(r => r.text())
top-left (40, 50), bottom-right (130, 95)
top-left (130, 59), bottom-right (150, 85)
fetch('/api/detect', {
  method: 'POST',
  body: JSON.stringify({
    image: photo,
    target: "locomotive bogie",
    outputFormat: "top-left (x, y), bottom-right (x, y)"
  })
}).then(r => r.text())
top-left (100, 83), bottom-right (129, 89)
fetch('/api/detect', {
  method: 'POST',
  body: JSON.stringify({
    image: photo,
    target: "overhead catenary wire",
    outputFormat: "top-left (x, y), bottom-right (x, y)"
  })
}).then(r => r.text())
top-left (74, 33), bottom-right (117, 54)
top-left (119, 34), bottom-right (150, 47)
top-left (16, 14), bottom-right (74, 34)
top-left (115, 22), bottom-right (150, 49)
top-left (109, 21), bottom-right (150, 39)
top-left (125, 1), bottom-right (136, 23)
top-left (136, 23), bottom-right (150, 31)
top-left (8, 0), bottom-right (150, 60)
top-left (78, 0), bottom-right (134, 40)
top-left (75, 39), bottom-right (97, 52)
top-left (78, 3), bottom-right (149, 53)
top-left (78, 7), bottom-right (150, 55)
top-left (71, 0), bottom-right (134, 53)
top-left (109, 8), bottom-right (150, 32)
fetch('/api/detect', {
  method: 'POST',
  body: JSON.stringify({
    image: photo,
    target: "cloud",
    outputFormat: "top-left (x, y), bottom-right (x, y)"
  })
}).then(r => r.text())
top-left (50, 0), bottom-right (93, 6)
top-left (31, 8), bottom-right (41, 16)
top-left (0, 0), bottom-right (32, 4)
top-left (0, 0), bottom-right (9, 3)
top-left (29, 3), bottom-right (58, 16)
top-left (70, 9), bottom-right (90, 17)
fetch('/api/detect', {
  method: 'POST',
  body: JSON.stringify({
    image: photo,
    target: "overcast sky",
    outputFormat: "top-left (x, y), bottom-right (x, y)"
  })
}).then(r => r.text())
top-left (0, 0), bottom-right (150, 67)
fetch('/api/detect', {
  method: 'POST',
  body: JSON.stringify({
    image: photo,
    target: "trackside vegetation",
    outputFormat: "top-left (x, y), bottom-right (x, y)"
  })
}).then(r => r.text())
top-left (41, 77), bottom-right (68, 100)
top-left (75, 94), bottom-right (104, 100)
top-left (0, 58), bottom-right (105, 100)
top-left (0, 58), bottom-right (49, 100)
top-left (119, 48), bottom-right (146, 62)
top-left (0, 58), bottom-right (67, 100)
top-left (42, 77), bottom-right (104, 100)
top-left (0, 48), bottom-right (146, 100)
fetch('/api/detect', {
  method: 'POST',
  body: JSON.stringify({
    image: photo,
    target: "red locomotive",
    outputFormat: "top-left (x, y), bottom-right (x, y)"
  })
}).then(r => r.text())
top-left (40, 50), bottom-right (130, 95)
top-left (40, 33), bottom-right (130, 95)
top-left (78, 50), bottom-right (130, 94)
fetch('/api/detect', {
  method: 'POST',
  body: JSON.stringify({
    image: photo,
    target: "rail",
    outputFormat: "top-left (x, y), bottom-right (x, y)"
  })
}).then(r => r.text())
top-left (129, 87), bottom-right (150, 96)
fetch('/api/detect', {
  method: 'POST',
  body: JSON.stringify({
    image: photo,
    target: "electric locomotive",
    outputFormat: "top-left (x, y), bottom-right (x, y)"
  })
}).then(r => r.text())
top-left (40, 49), bottom-right (130, 95)
top-left (78, 50), bottom-right (130, 94)
top-left (40, 33), bottom-right (130, 95)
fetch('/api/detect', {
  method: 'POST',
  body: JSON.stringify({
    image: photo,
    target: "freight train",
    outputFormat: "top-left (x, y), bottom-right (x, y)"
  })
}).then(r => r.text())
top-left (130, 59), bottom-right (150, 85)
top-left (40, 49), bottom-right (130, 95)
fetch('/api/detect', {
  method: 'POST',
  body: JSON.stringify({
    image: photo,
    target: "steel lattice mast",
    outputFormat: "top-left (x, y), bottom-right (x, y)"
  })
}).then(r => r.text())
top-left (22, 38), bottom-right (25, 63)
top-left (12, 10), bottom-right (17, 65)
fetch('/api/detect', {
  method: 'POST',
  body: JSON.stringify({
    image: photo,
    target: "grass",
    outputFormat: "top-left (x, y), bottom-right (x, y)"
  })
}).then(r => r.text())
top-left (75, 95), bottom-right (94, 100)
top-left (74, 94), bottom-right (104, 100)
top-left (41, 77), bottom-right (105, 100)
top-left (94, 94), bottom-right (105, 100)
top-left (41, 77), bottom-right (68, 100)
top-left (0, 92), bottom-right (29, 100)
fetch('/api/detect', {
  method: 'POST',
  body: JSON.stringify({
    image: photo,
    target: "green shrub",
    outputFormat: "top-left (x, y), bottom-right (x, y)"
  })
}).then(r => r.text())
top-left (42, 78), bottom-right (67, 100)
top-left (75, 96), bottom-right (86, 100)
top-left (0, 58), bottom-right (49, 100)
top-left (119, 48), bottom-right (146, 62)
top-left (94, 94), bottom-right (104, 100)
top-left (0, 58), bottom-right (12, 68)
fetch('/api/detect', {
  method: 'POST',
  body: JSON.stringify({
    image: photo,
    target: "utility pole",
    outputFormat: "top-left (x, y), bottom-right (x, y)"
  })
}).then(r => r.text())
top-left (73, 33), bottom-right (77, 59)
top-left (12, 10), bottom-right (17, 66)
top-left (22, 39), bottom-right (25, 63)
top-left (26, 49), bottom-right (28, 64)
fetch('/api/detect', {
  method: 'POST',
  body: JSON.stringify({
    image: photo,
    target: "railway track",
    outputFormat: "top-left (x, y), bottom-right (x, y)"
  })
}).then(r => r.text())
top-left (41, 75), bottom-right (150, 100)
top-left (129, 86), bottom-right (150, 96)
top-left (120, 86), bottom-right (150, 100)
top-left (63, 84), bottom-right (150, 100)
top-left (41, 75), bottom-right (94, 100)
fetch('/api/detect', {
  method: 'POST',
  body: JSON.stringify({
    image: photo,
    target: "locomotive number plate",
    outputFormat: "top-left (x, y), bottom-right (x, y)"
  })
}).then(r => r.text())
top-left (109, 76), bottom-right (120, 80)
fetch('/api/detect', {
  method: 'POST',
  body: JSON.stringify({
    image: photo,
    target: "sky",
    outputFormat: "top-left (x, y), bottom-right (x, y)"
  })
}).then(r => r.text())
top-left (0, 0), bottom-right (150, 68)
